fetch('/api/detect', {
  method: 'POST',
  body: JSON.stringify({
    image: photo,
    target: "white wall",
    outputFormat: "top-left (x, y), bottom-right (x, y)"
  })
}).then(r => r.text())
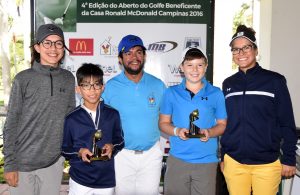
top-left (213, 0), bottom-right (236, 88)
top-left (268, 0), bottom-right (300, 126)
top-left (214, 0), bottom-right (300, 126)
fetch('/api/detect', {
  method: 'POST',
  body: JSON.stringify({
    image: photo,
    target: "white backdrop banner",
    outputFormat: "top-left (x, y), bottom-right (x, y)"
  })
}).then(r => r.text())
top-left (34, 0), bottom-right (215, 154)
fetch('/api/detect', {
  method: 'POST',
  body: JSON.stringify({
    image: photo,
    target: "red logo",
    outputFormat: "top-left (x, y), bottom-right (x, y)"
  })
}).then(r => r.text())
top-left (69, 39), bottom-right (93, 56)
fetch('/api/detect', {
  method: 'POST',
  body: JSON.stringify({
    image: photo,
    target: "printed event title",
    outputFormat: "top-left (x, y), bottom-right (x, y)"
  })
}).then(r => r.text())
top-left (80, 2), bottom-right (204, 17)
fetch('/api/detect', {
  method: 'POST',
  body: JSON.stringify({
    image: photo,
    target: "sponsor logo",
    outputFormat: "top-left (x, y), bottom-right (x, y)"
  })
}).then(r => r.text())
top-left (100, 37), bottom-right (112, 55)
top-left (184, 37), bottom-right (202, 49)
top-left (69, 39), bottom-right (93, 56)
top-left (99, 37), bottom-right (118, 56)
top-left (147, 41), bottom-right (178, 53)
top-left (99, 64), bottom-right (118, 76)
top-left (168, 64), bottom-right (182, 75)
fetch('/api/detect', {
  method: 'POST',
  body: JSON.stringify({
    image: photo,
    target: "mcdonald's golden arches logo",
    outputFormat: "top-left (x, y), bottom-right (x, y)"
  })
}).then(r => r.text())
top-left (69, 39), bottom-right (94, 56)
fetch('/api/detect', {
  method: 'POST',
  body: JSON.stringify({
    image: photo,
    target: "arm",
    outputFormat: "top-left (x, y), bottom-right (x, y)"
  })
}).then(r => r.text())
top-left (159, 114), bottom-right (189, 140)
top-left (207, 119), bottom-right (227, 138)
top-left (199, 119), bottom-right (227, 142)
top-left (3, 78), bottom-right (23, 185)
top-left (201, 88), bottom-right (227, 142)
top-left (61, 118), bottom-right (84, 160)
top-left (275, 77), bottom-right (297, 176)
top-left (111, 111), bottom-right (124, 156)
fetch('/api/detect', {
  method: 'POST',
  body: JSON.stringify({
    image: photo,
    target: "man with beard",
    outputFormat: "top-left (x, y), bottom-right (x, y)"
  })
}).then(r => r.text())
top-left (102, 34), bottom-right (166, 195)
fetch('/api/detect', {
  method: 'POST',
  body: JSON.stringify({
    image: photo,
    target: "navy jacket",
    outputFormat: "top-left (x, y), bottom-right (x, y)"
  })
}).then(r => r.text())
top-left (62, 101), bottom-right (124, 188)
top-left (221, 64), bottom-right (297, 166)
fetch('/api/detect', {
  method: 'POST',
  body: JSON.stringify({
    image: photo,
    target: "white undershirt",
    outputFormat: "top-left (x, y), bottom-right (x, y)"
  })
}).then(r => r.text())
top-left (81, 105), bottom-right (96, 123)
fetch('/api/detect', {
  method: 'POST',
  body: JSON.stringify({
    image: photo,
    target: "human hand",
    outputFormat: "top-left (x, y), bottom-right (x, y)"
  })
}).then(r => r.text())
top-left (79, 148), bottom-right (93, 163)
top-left (220, 161), bottom-right (224, 172)
top-left (178, 128), bottom-right (189, 140)
top-left (102, 144), bottom-right (113, 159)
top-left (281, 164), bottom-right (296, 178)
top-left (199, 129), bottom-right (210, 142)
top-left (4, 171), bottom-right (18, 187)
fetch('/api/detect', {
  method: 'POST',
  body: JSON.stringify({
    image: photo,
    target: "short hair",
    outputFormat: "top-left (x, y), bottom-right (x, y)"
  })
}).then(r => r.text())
top-left (182, 48), bottom-right (208, 64)
top-left (118, 47), bottom-right (146, 59)
top-left (76, 63), bottom-right (104, 85)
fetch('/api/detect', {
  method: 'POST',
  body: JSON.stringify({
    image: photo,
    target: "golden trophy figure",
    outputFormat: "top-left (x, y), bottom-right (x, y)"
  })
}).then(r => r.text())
top-left (90, 130), bottom-right (109, 161)
top-left (186, 109), bottom-right (205, 138)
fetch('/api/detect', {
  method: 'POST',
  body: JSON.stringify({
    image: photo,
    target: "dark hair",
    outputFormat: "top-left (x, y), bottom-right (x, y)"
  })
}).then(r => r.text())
top-left (236, 25), bottom-right (255, 34)
top-left (30, 45), bottom-right (65, 66)
top-left (118, 48), bottom-right (146, 59)
top-left (76, 63), bottom-right (104, 85)
top-left (230, 24), bottom-right (257, 49)
top-left (183, 48), bottom-right (207, 64)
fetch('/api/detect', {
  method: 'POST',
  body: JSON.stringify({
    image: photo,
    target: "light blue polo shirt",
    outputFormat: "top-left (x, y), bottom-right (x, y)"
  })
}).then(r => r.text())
top-left (102, 71), bottom-right (166, 151)
top-left (160, 78), bottom-right (227, 163)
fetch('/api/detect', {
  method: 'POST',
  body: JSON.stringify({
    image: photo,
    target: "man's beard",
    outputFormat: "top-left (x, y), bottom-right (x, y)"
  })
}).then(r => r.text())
top-left (123, 62), bottom-right (144, 75)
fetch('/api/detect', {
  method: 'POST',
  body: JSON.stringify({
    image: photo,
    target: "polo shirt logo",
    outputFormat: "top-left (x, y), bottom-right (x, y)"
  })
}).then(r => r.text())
top-left (148, 94), bottom-right (156, 107)
top-left (201, 97), bottom-right (208, 100)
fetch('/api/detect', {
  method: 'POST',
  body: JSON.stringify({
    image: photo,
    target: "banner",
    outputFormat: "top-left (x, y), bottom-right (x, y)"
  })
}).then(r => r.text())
top-left (34, 0), bottom-right (214, 154)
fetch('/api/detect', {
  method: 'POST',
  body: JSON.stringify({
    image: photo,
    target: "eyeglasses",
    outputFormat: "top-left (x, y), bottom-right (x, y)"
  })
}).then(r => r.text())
top-left (231, 45), bottom-right (254, 55)
top-left (79, 83), bottom-right (102, 90)
top-left (40, 40), bottom-right (64, 49)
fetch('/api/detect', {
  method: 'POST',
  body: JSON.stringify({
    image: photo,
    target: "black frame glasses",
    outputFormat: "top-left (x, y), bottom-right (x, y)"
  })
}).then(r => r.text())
top-left (79, 83), bottom-right (102, 90)
top-left (231, 44), bottom-right (254, 55)
top-left (40, 40), bottom-right (64, 49)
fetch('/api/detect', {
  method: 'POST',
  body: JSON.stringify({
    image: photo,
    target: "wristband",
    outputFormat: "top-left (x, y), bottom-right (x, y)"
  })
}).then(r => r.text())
top-left (173, 127), bottom-right (178, 136)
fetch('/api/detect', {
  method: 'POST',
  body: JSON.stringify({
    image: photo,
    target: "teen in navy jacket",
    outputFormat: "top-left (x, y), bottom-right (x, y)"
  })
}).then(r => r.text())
top-left (221, 25), bottom-right (297, 195)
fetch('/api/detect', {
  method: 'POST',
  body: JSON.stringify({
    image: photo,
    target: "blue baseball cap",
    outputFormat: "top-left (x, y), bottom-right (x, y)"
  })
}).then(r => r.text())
top-left (118, 34), bottom-right (146, 55)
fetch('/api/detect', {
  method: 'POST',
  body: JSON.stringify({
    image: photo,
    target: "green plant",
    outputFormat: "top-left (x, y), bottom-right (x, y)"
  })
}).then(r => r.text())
top-left (231, 2), bottom-right (253, 70)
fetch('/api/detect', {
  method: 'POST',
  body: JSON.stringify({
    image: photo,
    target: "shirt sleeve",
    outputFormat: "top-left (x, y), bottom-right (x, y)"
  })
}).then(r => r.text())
top-left (3, 78), bottom-right (23, 172)
top-left (275, 76), bottom-right (297, 166)
top-left (215, 89), bottom-right (227, 120)
top-left (61, 116), bottom-right (88, 160)
top-left (159, 88), bottom-right (173, 115)
top-left (112, 111), bottom-right (124, 156)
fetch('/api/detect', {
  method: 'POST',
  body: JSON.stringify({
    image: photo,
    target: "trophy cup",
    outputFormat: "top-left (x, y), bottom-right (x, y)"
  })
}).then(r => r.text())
top-left (90, 130), bottom-right (109, 161)
top-left (186, 109), bottom-right (205, 138)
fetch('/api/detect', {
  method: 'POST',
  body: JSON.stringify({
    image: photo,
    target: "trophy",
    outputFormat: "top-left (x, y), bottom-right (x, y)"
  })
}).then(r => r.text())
top-left (90, 130), bottom-right (109, 161)
top-left (186, 109), bottom-right (205, 138)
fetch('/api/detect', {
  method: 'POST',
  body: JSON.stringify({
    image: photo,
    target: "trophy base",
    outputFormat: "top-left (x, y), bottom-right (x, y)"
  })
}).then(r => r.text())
top-left (186, 133), bottom-right (206, 138)
top-left (90, 155), bottom-right (110, 161)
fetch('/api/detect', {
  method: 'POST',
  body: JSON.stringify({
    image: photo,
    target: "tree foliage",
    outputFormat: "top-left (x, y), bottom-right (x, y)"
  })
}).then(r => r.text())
top-left (231, 2), bottom-right (253, 69)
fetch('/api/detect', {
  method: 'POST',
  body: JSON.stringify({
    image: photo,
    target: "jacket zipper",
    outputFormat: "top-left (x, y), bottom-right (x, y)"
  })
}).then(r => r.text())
top-left (50, 72), bottom-right (53, 96)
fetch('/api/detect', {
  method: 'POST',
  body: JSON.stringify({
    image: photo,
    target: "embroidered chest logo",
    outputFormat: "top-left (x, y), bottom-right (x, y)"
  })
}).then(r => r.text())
top-left (148, 94), bottom-right (156, 107)
top-left (201, 97), bottom-right (208, 100)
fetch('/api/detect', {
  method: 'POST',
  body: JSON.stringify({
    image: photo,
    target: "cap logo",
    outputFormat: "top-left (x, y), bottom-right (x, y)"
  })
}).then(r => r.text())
top-left (129, 37), bottom-right (138, 42)
top-left (237, 32), bottom-right (244, 37)
top-left (48, 27), bottom-right (55, 31)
